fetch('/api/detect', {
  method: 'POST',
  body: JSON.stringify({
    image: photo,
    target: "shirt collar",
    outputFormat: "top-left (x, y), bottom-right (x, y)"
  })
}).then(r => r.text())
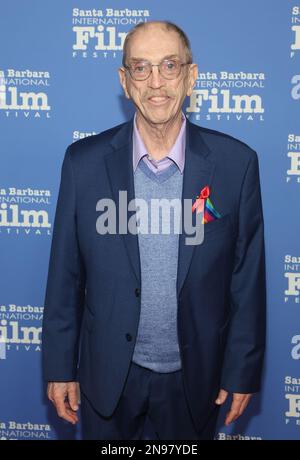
top-left (132, 112), bottom-right (186, 174)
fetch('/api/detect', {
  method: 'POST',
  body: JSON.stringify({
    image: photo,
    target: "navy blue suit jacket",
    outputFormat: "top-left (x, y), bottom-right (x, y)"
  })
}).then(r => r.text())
top-left (42, 118), bottom-right (266, 432)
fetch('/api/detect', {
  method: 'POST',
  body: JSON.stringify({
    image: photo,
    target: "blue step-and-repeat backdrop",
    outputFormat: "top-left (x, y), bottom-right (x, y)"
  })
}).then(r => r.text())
top-left (0, 0), bottom-right (299, 440)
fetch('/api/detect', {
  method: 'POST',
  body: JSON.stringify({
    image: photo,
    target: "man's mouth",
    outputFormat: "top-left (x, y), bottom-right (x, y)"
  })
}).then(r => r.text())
top-left (147, 96), bottom-right (170, 105)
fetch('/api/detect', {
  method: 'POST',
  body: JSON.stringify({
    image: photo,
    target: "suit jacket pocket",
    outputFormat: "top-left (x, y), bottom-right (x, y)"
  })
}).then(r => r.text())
top-left (203, 213), bottom-right (232, 239)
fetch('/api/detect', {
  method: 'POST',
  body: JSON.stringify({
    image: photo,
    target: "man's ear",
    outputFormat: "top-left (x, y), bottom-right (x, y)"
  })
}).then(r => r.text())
top-left (118, 68), bottom-right (130, 99)
top-left (186, 63), bottom-right (198, 97)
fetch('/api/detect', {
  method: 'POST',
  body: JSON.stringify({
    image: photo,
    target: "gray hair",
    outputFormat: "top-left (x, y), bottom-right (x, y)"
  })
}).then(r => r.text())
top-left (122, 21), bottom-right (193, 67)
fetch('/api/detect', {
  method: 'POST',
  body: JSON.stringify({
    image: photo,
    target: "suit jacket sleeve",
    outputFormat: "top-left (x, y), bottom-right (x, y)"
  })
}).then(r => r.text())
top-left (220, 151), bottom-right (266, 394)
top-left (42, 146), bottom-right (86, 382)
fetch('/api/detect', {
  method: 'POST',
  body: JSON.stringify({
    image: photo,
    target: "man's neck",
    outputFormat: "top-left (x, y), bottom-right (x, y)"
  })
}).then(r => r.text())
top-left (136, 112), bottom-right (184, 161)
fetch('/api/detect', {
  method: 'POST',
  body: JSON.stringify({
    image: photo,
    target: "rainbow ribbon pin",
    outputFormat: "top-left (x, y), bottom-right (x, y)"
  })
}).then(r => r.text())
top-left (192, 185), bottom-right (221, 224)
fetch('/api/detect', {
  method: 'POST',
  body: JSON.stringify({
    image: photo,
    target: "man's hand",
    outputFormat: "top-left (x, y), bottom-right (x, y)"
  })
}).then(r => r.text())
top-left (47, 382), bottom-right (80, 425)
top-left (215, 389), bottom-right (252, 426)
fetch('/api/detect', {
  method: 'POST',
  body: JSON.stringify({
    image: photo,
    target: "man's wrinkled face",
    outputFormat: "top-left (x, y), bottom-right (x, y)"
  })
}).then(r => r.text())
top-left (119, 25), bottom-right (198, 125)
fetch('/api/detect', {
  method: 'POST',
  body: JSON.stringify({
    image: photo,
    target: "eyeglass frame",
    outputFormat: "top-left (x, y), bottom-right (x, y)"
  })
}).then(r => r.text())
top-left (123, 58), bottom-right (192, 81)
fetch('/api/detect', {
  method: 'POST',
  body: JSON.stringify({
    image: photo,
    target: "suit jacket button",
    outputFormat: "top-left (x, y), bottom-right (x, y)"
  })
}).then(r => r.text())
top-left (135, 288), bottom-right (140, 297)
top-left (126, 333), bottom-right (132, 342)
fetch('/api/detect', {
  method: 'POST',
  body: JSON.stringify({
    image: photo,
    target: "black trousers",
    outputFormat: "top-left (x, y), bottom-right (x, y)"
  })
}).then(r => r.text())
top-left (80, 361), bottom-right (219, 440)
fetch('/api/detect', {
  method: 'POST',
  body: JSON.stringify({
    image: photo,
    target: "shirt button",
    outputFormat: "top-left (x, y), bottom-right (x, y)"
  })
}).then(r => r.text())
top-left (126, 333), bottom-right (132, 342)
top-left (135, 288), bottom-right (140, 297)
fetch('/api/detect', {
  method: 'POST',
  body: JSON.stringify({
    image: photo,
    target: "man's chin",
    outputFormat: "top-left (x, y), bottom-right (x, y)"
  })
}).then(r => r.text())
top-left (142, 110), bottom-right (174, 126)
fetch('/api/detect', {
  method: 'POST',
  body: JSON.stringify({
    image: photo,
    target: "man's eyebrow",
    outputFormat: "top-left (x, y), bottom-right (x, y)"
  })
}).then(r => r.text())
top-left (128, 54), bottom-right (180, 62)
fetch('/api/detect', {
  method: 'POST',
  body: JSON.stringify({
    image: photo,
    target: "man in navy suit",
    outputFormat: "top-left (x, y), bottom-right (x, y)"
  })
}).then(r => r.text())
top-left (42, 21), bottom-right (266, 440)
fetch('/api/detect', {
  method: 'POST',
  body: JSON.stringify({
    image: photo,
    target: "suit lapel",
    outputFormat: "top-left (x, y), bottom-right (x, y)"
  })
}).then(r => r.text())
top-left (176, 120), bottom-right (215, 296)
top-left (105, 119), bottom-right (141, 284)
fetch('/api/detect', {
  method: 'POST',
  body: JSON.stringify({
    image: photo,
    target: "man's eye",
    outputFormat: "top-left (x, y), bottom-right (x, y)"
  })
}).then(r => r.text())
top-left (162, 60), bottom-right (179, 72)
top-left (166, 62), bottom-right (175, 69)
top-left (133, 64), bottom-right (147, 72)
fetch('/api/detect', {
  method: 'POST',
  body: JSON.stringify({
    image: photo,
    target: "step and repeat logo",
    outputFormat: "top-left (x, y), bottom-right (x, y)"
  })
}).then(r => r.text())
top-left (72, 130), bottom-right (97, 142)
top-left (0, 420), bottom-right (52, 440)
top-left (291, 6), bottom-right (300, 58)
top-left (0, 303), bottom-right (43, 359)
top-left (0, 187), bottom-right (52, 236)
top-left (217, 432), bottom-right (262, 440)
top-left (186, 71), bottom-right (265, 122)
top-left (0, 69), bottom-right (51, 119)
top-left (287, 134), bottom-right (300, 183)
top-left (284, 254), bottom-right (300, 304)
top-left (72, 7), bottom-right (150, 59)
top-left (291, 334), bottom-right (300, 360)
top-left (285, 376), bottom-right (300, 425)
top-left (291, 74), bottom-right (300, 100)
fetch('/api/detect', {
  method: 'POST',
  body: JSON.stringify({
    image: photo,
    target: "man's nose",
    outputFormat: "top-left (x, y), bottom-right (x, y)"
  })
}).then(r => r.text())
top-left (147, 66), bottom-right (165, 88)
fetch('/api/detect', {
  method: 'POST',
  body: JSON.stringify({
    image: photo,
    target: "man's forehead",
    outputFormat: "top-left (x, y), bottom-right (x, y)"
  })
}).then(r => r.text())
top-left (127, 26), bottom-right (184, 60)
top-left (128, 54), bottom-right (180, 63)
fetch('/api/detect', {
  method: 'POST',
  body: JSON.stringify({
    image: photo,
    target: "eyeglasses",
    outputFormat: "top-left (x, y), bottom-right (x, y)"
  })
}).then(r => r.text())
top-left (124, 59), bottom-right (191, 81)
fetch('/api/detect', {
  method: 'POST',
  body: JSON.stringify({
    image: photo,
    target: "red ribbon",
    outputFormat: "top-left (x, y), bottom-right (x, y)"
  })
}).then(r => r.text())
top-left (199, 185), bottom-right (210, 199)
top-left (192, 185), bottom-right (210, 214)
